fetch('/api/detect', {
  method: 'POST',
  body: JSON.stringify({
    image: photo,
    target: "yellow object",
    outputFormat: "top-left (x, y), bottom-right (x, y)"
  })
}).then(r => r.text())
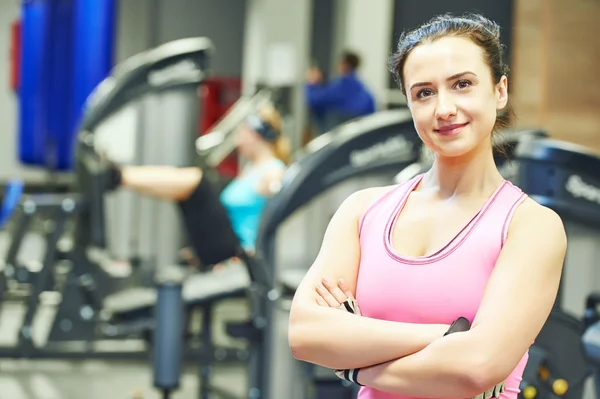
top-left (553, 379), bottom-right (569, 396)
top-left (522, 385), bottom-right (537, 399)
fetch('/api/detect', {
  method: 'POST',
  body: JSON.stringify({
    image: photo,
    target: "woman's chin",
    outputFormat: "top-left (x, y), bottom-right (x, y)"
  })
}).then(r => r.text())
top-left (431, 142), bottom-right (475, 159)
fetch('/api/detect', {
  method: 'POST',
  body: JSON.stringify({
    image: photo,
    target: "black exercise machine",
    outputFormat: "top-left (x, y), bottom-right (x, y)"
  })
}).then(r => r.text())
top-left (252, 109), bottom-right (424, 399)
top-left (511, 137), bottom-right (600, 399)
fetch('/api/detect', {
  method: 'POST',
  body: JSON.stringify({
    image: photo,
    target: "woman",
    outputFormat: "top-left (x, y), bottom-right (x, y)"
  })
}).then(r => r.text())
top-left (101, 104), bottom-right (289, 265)
top-left (288, 13), bottom-right (565, 399)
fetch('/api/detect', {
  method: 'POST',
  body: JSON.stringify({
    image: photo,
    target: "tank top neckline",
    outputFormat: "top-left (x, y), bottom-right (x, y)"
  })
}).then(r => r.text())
top-left (383, 174), bottom-right (509, 265)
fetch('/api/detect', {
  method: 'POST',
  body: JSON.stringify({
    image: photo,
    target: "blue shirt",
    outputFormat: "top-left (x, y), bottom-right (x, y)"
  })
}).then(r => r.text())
top-left (220, 159), bottom-right (285, 251)
top-left (306, 72), bottom-right (376, 120)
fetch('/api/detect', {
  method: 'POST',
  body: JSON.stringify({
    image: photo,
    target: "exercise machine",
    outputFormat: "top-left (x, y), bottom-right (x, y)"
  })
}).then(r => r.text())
top-left (583, 293), bottom-right (600, 399)
top-left (0, 37), bottom-right (213, 358)
top-left (511, 137), bottom-right (600, 399)
top-left (252, 109), bottom-right (423, 399)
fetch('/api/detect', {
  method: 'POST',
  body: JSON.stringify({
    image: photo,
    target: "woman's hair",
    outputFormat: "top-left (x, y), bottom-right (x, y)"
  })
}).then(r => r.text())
top-left (388, 13), bottom-right (514, 133)
top-left (257, 104), bottom-right (291, 164)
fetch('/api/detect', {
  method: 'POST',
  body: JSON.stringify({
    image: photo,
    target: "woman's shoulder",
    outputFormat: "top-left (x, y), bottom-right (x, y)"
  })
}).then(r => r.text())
top-left (339, 184), bottom-right (401, 221)
top-left (508, 197), bottom-right (566, 243)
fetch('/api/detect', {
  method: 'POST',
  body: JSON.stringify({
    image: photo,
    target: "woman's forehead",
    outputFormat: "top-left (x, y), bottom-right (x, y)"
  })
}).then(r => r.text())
top-left (404, 37), bottom-right (487, 85)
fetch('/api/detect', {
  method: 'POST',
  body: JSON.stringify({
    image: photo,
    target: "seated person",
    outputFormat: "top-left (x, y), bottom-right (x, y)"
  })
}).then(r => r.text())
top-left (306, 50), bottom-right (376, 135)
top-left (99, 104), bottom-right (289, 268)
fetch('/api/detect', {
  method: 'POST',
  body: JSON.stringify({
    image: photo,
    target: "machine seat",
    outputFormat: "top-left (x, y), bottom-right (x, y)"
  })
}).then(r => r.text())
top-left (104, 263), bottom-right (250, 318)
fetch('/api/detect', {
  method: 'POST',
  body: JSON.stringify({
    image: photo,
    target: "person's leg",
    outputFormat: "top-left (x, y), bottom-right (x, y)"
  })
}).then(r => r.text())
top-left (120, 166), bottom-right (202, 201)
top-left (177, 175), bottom-right (242, 268)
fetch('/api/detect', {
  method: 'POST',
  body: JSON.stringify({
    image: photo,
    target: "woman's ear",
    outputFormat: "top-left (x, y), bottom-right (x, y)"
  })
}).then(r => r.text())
top-left (496, 75), bottom-right (508, 110)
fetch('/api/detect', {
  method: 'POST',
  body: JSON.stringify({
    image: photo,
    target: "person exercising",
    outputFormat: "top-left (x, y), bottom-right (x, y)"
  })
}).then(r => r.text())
top-left (289, 13), bottom-right (565, 399)
top-left (97, 104), bottom-right (289, 268)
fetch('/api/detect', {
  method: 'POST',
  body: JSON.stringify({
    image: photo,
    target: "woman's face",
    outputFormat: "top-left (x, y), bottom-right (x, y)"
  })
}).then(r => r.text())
top-left (235, 124), bottom-right (262, 158)
top-left (403, 36), bottom-right (508, 159)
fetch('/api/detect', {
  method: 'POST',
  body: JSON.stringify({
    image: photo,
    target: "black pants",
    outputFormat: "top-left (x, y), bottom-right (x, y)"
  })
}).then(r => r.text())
top-left (177, 171), bottom-right (241, 267)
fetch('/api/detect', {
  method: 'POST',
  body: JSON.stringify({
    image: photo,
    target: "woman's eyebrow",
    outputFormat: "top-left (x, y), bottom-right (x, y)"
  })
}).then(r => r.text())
top-left (409, 71), bottom-right (477, 90)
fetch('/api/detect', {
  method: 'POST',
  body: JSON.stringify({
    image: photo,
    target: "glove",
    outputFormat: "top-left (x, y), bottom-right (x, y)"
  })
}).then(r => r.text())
top-left (444, 317), bottom-right (506, 399)
top-left (445, 316), bottom-right (471, 335)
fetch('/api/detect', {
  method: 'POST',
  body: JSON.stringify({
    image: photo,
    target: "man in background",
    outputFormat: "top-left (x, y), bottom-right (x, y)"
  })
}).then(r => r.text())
top-left (305, 50), bottom-right (376, 137)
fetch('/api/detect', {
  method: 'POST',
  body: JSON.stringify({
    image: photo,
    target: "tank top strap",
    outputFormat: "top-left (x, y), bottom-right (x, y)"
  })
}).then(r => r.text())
top-left (358, 174), bottom-right (422, 238)
top-left (482, 180), bottom-right (528, 245)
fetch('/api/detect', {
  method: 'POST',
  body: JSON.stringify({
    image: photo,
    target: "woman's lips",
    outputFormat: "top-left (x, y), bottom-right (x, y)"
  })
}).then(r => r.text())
top-left (435, 122), bottom-right (469, 136)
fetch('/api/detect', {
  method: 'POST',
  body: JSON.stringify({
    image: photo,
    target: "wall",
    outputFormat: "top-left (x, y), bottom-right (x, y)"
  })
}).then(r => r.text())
top-left (114, 0), bottom-right (155, 63)
top-left (117, 0), bottom-right (247, 76)
top-left (511, 0), bottom-right (600, 151)
top-left (155, 0), bottom-right (247, 77)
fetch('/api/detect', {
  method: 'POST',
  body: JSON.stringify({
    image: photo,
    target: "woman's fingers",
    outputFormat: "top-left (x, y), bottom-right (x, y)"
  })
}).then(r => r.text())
top-left (316, 296), bottom-right (328, 307)
top-left (322, 277), bottom-right (349, 304)
top-left (316, 284), bottom-right (340, 307)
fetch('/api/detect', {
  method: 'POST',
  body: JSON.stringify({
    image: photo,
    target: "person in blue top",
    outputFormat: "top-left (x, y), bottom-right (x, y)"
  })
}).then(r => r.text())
top-left (96, 104), bottom-right (289, 267)
top-left (306, 51), bottom-right (376, 135)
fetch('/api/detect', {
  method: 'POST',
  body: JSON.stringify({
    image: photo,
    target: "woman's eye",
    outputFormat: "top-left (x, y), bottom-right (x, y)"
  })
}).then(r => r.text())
top-left (417, 89), bottom-right (434, 99)
top-left (455, 79), bottom-right (472, 90)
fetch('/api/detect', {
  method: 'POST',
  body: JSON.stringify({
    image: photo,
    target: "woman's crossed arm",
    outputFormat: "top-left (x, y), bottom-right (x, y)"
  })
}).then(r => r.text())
top-left (288, 187), bottom-right (450, 370)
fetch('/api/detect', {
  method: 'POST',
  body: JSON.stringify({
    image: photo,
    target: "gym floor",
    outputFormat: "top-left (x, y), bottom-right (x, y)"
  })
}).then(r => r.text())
top-left (0, 232), bottom-right (251, 399)
top-left (0, 298), bottom-right (248, 399)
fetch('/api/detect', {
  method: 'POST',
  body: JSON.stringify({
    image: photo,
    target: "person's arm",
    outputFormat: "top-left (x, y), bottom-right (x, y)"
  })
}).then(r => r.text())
top-left (288, 188), bottom-right (450, 371)
top-left (255, 166), bottom-right (285, 197)
top-left (356, 199), bottom-right (566, 398)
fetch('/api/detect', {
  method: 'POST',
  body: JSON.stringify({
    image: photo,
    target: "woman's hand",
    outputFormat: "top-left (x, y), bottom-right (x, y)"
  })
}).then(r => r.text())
top-left (316, 277), bottom-right (362, 316)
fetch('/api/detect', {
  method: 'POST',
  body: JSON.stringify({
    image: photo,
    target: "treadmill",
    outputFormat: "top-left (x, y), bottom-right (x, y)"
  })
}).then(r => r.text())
top-left (252, 109), bottom-right (423, 399)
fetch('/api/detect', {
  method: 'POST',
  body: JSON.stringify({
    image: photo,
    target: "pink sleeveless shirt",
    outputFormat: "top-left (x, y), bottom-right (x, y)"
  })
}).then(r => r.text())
top-left (355, 174), bottom-right (529, 399)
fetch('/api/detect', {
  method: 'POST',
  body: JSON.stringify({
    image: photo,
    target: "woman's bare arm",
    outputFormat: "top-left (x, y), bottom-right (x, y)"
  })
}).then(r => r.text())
top-left (355, 200), bottom-right (566, 398)
top-left (288, 188), bottom-right (450, 370)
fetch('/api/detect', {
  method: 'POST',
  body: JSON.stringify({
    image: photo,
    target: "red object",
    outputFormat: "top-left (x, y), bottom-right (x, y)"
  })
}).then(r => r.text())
top-left (200, 77), bottom-right (242, 178)
top-left (9, 19), bottom-right (21, 92)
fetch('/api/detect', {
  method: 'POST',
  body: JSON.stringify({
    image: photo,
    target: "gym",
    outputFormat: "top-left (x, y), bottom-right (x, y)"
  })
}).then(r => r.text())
top-left (0, 1), bottom-right (598, 399)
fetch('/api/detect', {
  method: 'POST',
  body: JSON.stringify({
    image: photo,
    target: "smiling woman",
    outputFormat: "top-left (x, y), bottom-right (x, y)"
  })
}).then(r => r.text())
top-left (288, 12), bottom-right (566, 399)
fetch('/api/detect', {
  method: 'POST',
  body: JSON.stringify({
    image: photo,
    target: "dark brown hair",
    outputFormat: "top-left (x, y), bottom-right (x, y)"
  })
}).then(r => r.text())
top-left (389, 13), bottom-right (514, 134)
top-left (341, 50), bottom-right (361, 71)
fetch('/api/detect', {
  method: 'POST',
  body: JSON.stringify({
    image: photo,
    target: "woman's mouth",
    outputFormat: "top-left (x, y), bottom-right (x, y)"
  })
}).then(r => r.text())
top-left (435, 122), bottom-right (469, 136)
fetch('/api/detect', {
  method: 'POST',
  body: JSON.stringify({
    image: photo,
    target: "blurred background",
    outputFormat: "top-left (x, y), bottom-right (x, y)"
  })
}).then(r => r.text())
top-left (0, 0), bottom-right (598, 399)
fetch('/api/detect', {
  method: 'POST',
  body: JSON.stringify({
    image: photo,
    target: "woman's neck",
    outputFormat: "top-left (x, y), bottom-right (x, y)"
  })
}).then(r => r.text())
top-left (420, 140), bottom-right (504, 199)
top-left (247, 146), bottom-right (277, 167)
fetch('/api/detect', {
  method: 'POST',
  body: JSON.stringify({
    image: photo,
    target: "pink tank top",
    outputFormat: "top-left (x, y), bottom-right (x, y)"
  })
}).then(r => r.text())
top-left (355, 174), bottom-right (529, 399)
